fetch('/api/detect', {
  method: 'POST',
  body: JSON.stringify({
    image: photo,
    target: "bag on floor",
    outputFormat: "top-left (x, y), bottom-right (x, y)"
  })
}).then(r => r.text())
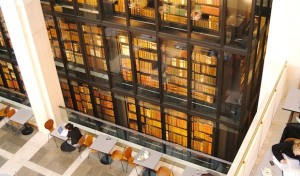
top-left (60, 141), bottom-right (76, 152)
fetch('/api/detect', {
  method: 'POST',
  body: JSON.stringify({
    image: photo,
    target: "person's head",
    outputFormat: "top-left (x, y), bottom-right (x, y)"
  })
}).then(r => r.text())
top-left (65, 123), bottom-right (74, 131)
top-left (293, 139), bottom-right (300, 156)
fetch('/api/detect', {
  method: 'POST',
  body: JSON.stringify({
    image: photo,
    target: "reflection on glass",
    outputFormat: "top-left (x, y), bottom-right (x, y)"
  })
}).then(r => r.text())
top-left (191, 116), bottom-right (214, 154)
top-left (0, 61), bottom-right (20, 92)
top-left (191, 46), bottom-right (217, 115)
top-left (57, 18), bottom-right (87, 79)
top-left (82, 24), bottom-right (109, 85)
top-left (220, 53), bottom-right (246, 123)
top-left (126, 97), bottom-right (137, 130)
top-left (44, 16), bottom-right (62, 62)
top-left (129, 0), bottom-right (155, 28)
top-left (59, 77), bottom-right (74, 109)
top-left (139, 100), bottom-right (162, 138)
top-left (103, 0), bottom-right (126, 23)
top-left (226, 0), bottom-right (252, 48)
top-left (159, 0), bottom-right (187, 31)
top-left (133, 34), bottom-right (159, 98)
top-left (191, 0), bottom-right (220, 33)
top-left (0, 10), bottom-right (12, 51)
top-left (53, 0), bottom-right (75, 14)
top-left (165, 108), bottom-right (187, 147)
top-left (93, 87), bottom-right (115, 123)
top-left (77, 0), bottom-right (100, 18)
top-left (161, 40), bottom-right (187, 106)
top-left (70, 81), bottom-right (94, 116)
top-left (106, 28), bottom-right (133, 91)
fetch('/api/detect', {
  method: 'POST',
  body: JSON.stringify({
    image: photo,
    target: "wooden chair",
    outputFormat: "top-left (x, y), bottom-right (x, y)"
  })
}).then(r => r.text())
top-left (1, 105), bottom-right (11, 125)
top-left (78, 134), bottom-right (86, 157)
top-left (110, 149), bottom-right (124, 171)
top-left (44, 119), bottom-right (54, 142)
top-left (83, 134), bottom-right (94, 159)
top-left (123, 147), bottom-right (139, 175)
top-left (156, 166), bottom-right (172, 176)
top-left (284, 138), bottom-right (297, 142)
top-left (5, 109), bottom-right (15, 129)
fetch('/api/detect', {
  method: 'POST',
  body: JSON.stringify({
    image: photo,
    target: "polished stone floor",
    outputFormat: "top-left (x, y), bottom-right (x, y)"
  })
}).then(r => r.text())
top-left (0, 119), bottom-right (137, 176)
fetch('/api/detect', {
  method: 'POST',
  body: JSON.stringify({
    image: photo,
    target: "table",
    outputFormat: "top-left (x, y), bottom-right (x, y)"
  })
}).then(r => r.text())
top-left (254, 150), bottom-right (282, 176)
top-left (180, 166), bottom-right (207, 176)
top-left (9, 109), bottom-right (34, 134)
top-left (282, 88), bottom-right (300, 122)
top-left (50, 124), bottom-right (68, 148)
top-left (134, 148), bottom-right (163, 176)
top-left (89, 133), bottom-right (118, 165)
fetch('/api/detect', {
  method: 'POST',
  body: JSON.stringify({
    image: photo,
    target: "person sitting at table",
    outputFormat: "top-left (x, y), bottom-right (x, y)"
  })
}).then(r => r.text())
top-left (65, 123), bottom-right (82, 147)
top-left (272, 139), bottom-right (300, 164)
top-left (280, 122), bottom-right (300, 143)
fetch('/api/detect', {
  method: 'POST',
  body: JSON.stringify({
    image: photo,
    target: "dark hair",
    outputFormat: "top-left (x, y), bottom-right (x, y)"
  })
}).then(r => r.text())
top-left (65, 123), bottom-right (74, 130)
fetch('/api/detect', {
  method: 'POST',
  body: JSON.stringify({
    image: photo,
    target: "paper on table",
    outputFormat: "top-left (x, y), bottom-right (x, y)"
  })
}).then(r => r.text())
top-left (272, 155), bottom-right (300, 172)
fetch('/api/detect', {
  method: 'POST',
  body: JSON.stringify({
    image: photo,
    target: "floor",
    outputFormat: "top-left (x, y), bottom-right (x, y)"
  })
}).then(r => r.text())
top-left (0, 98), bottom-right (294, 176)
top-left (250, 98), bottom-right (299, 175)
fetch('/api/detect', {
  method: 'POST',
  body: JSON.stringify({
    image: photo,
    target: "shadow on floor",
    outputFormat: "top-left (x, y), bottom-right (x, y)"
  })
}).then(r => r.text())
top-left (0, 125), bottom-right (38, 154)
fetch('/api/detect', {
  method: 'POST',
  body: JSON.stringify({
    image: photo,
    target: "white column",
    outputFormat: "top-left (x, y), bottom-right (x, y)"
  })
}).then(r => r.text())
top-left (0, 0), bottom-right (66, 132)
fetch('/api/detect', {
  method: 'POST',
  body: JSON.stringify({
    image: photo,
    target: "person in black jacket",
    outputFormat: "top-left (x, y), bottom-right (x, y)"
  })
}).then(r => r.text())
top-left (272, 139), bottom-right (300, 164)
top-left (65, 123), bottom-right (82, 147)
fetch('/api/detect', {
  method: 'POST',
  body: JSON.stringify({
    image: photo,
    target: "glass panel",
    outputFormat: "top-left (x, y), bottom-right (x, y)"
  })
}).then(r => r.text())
top-left (226, 0), bottom-right (252, 48)
top-left (77, 0), bottom-right (100, 19)
top-left (103, 0), bottom-right (127, 25)
top-left (106, 28), bottom-right (133, 91)
top-left (53, 0), bottom-right (75, 14)
top-left (139, 100), bottom-right (162, 138)
top-left (159, 0), bottom-right (188, 32)
top-left (44, 16), bottom-right (65, 74)
top-left (161, 40), bottom-right (187, 106)
top-left (133, 34), bottom-right (159, 98)
top-left (57, 18), bottom-right (87, 79)
top-left (82, 24), bottom-right (109, 86)
top-left (93, 87), bottom-right (115, 123)
top-left (165, 108), bottom-right (187, 147)
top-left (217, 123), bottom-right (238, 161)
top-left (126, 97), bottom-right (138, 130)
top-left (191, 46), bottom-right (218, 115)
top-left (59, 77), bottom-right (74, 109)
top-left (220, 53), bottom-right (246, 124)
top-left (191, 116), bottom-right (214, 155)
top-left (40, 0), bottom-right (51, 11)
top-left (70, 80), bottom-right (94, 116)
top-left (191, 0), bottom-right (220, 42)
top-left (0, 10), bottom-right (13, 55)
top-left (0, 61), bottom-right (20, 92)
top-left (128, 0), bottom-right (155, 30)
top-left (15, 65), bottom-right (26, 94)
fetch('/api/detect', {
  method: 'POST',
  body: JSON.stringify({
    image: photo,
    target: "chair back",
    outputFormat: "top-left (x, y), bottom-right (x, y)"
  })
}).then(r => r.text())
top-left (4, 105), bottom-right (11, 114)
top-left (6, 109), bottom-right (15, 118)
top-left (124, 147), bottom-right (133, 160)
top-left (84, 134), bottom-right (93, 147)
top-left (285, 138), bottom-right (296, 142)
top-left (157, 166), bottom-right (171, 176)
top-left (78, 134), bottom-right (86, 145)
top-left (44, 119), bottom-right (54, 131)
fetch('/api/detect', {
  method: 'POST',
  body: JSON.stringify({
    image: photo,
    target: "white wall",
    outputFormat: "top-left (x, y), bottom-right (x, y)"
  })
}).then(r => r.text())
top-left (259, 0), bottom-right (300, 106)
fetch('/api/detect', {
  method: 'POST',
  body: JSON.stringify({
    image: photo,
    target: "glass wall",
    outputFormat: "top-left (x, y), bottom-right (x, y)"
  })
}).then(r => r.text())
top-left (161, 40), bottom-right (187, 106)
top-left (220, 53), bottom-right (246, 124)
top-left (226, 0), bottom-right (252, 48)
top-left (191, 46), bottom-right (218, 115)
top-left (106, 28), bottom-right (133, 91)
top-left (133, 34), bottom-right (159, 98)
